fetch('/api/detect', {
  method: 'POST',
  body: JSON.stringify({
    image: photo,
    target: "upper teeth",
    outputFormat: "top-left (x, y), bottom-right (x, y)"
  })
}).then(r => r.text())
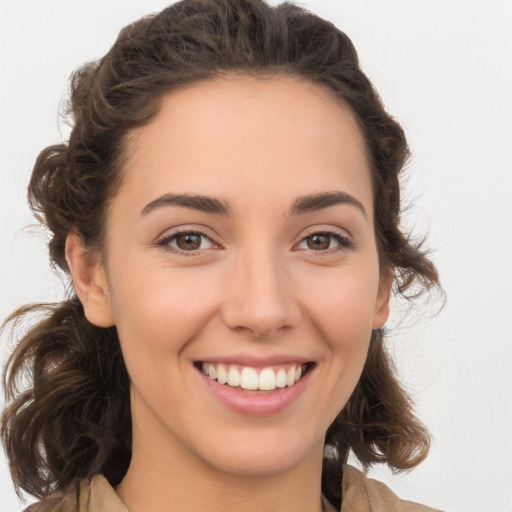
top-left (201, 363), bottom-right (305, 391)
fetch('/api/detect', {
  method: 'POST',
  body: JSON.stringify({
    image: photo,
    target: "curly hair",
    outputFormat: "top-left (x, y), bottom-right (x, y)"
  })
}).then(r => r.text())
top-left (1, 0), bottom-right (440, 509)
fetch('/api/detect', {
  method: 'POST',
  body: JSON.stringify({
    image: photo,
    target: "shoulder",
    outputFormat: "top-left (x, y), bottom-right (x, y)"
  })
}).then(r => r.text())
top-left (24, 468), bottom-right (442, 512)
top-left (341, 465), bottom-right (444, 512)
top-left (23, 475), bottom-right (127, 512)
top-left (23, 485), bottom-right (79, 512)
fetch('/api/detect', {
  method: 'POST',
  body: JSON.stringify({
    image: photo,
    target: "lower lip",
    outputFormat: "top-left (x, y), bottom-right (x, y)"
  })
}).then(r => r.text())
top-left (198, 367), bottom-right (312, 417)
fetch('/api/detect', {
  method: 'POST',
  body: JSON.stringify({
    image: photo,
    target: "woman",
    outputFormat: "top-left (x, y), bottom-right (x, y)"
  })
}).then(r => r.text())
top-left (1, 1), bottom-right (442, 510)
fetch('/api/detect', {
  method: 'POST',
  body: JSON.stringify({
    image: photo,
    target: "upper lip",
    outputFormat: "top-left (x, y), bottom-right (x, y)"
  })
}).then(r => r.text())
top-left (195, 354), bottom-right (314, 368)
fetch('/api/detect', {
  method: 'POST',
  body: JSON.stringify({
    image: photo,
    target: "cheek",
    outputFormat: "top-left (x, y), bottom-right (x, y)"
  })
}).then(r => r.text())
top-left (319, 280), bottom-right (374, 370)
top-left (304, 263), bottom-right (380, 344)
top-left (106, 265), bottom-right (220, 424)
top-left (107, 263), bottom-right (218, 362)
top-left (301, 261), bottom-right (379, 408)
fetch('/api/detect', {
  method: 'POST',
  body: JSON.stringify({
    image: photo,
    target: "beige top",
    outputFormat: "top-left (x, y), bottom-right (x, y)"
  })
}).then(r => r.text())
top-left (26, 465), bottom-right (443, 512)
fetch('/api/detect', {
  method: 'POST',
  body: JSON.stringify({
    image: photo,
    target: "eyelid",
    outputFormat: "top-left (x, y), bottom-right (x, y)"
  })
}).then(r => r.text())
top-left (154, 225), bottom-right (353, 255)
top-left (294, 227), bottom-right (354, 251)
top-left (156, 227), bottom-right (222, 255)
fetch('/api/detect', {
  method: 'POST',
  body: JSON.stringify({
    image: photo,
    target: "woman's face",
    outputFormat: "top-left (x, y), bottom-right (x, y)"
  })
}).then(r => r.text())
top-left (94, 75), bottom-right (391, 477)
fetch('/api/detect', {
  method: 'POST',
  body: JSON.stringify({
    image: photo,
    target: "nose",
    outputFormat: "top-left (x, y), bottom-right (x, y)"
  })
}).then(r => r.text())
top-left (220, 249), bottom-right (301, 339)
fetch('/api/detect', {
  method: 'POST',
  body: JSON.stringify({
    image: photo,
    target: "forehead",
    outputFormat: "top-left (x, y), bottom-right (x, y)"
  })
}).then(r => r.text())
top-left (118, 74), bottom-right (373, 217)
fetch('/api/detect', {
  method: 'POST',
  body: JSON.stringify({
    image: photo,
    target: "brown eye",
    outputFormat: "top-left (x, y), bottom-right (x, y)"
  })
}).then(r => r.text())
top-left (306, 234), bottom-right (331, 250)
top-left (158, 231), bottom-right (215, 253)
top-left (175, 233), bottom-right (202, 250)
top-left (296, 231), bottom-right (352, 252)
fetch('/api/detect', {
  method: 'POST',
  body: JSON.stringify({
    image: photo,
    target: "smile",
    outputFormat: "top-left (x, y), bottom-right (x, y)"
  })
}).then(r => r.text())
top-left (198, 362), bottom-right (310, 392)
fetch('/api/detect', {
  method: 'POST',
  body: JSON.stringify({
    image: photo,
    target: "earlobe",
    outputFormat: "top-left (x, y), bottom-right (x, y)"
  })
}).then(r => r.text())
top-left (372, 268), bottom-right (394, 329)
top-left (65, 233), bottom-right (115, 328)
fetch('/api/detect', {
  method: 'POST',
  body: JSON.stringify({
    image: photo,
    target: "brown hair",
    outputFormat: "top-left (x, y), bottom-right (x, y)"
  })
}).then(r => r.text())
top-left (2, 0), bottom-right (440, 508)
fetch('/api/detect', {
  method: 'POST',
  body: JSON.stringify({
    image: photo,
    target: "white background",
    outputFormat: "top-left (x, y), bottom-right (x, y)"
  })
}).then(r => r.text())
top-left (1, 1), bottom-right (511, 511)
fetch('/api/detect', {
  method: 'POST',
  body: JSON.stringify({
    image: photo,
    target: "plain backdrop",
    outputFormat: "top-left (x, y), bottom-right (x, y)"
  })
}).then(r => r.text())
top-left (1, 1), bottom-right (511, 511)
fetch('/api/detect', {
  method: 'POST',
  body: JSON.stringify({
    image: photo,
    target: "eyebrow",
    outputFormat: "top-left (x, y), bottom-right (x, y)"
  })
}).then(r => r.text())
top-left (141, 193), bottom-right (233, 216)
top-left (289, 191), bottom-right (367, 218)
top-left (140, 190), bottom-right (367, 218)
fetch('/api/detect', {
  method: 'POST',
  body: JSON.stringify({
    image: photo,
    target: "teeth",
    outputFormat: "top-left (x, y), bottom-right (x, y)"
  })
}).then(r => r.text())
top-left (216, 364), bottom-right (227, 384)
top-left (275, 368), bottom-right (287, 388)
top-left (200, 362), bottom-right (308, 391)
top-left (240, 367), bottom-right (259, 390)
top-left (258, 368), bottom-right (276, 391)
top-left (286, 367), bottom-right (296, 387)
top-left (227, 367), bottom-right (241, 387)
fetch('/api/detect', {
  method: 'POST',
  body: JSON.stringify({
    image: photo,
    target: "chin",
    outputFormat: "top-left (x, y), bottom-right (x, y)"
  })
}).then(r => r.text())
top-left (195, 427), bottom-right (324, 478)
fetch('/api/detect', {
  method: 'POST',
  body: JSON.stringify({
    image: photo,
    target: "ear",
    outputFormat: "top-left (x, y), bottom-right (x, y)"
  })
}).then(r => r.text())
top-left (372, 267), bottom-right (394, 329)
top-left (65, 233), bottom-right (115, 327)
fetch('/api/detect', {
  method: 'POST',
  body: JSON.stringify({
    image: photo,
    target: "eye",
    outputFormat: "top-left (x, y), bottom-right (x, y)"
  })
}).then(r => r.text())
top-left (296, 231), bottom-right (352, 252)
top-left (157, 230), bottom-right (216, 253)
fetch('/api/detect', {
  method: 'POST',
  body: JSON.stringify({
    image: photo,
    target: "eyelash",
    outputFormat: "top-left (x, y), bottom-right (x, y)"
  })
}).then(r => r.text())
top-left (156, 229), bottom-right (353, 255)
top-left (157, 230), bottom-right (217, 256)
top-left (296, 231), bottom-right (353, 253)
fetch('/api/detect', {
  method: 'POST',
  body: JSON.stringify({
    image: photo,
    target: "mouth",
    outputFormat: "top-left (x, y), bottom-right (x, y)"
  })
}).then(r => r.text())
top-left (194, 361), bottom-right (315, 393)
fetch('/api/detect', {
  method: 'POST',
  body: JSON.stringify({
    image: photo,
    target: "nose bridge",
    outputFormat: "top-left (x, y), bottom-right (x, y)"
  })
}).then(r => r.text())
top-left (221, 243), bottom-right (300, 337)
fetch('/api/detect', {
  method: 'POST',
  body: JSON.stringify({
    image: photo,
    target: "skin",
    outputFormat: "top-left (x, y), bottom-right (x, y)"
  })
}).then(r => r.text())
top-left (66, 75), bottom-right (392, 512)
